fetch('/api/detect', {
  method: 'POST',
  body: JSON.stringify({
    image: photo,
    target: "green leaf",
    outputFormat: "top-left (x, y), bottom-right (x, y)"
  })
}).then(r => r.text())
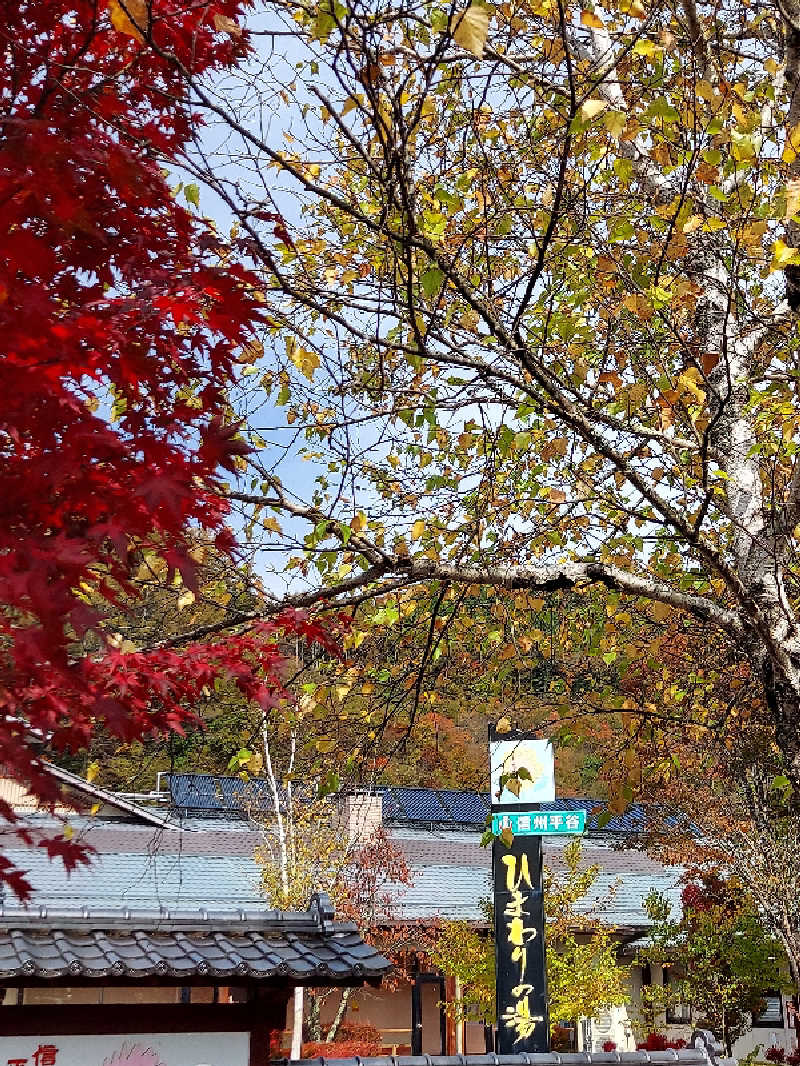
top-left (184, 184), bottom-right (200, 207)
top-left (421, 266), bottom-right (444, 298)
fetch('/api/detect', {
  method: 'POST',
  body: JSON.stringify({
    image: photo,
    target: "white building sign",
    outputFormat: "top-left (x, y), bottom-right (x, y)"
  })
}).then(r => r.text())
top-left (0, 1032), bottom-right (249, 1066)
top-left (490, 737), bottom-right (555, 805)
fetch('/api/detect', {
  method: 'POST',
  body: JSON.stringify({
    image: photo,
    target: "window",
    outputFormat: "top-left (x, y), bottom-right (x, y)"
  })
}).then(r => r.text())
top-left (753, 993), bottom-right (784, 1028)
top-left (664, 967), bottom-right (692, 1024)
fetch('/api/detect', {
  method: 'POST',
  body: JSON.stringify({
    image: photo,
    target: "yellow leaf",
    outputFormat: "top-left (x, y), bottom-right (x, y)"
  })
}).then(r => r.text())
top-left (289, 345), bottom-right (321, 380)
top-left (682, 215), bottom-right (704, 234)
top-left (783, 123), bottom-right (800, 165)
top-left (411, 519), bottom-right (426, 541)
top-left (580, 9), bottom-right (604, 28)
top-left (245, 750), bottom-right (263, 773)
top-left (580, 98), bottom-right (608, 120)
top-left (677, 369), bottom-right (706, 405)
top-left (177, 590), bottom-right (195, 610)
top-left (90, 803), bottom-right (102, 817)
top-left (603, 110), bottom-right (627, 137)
top-left (651, 601), bottom-right (671, 622)
top-left (772, 239), bottom-right (800, 268)
top-left (213, 13), bottom-right (242, 35)
top-left (86, 761), bottom-right (100, 784)
top-left (109, 0), bottom-right (148, 40)
top-left (63, 824), bottom-right (74, 841)
top-left (632, 38), bottom-right (661, 57)
top-left (786, 179), bottom-right (800, 220)
top-left (495, 716), bottom-right (512, 733)
top-left (262, 516), bottom-right (283, 535)
top-left (629, 0), bottom-right (646, 16)
top-left (453, 5), bottom-right (490, 57)
top-left (350, 512), bottom-right (367, 533)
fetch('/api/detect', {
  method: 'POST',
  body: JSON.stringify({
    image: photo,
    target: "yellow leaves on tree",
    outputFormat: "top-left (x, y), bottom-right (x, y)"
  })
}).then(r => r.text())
top-left (453, 5), bottom-right (491, 57)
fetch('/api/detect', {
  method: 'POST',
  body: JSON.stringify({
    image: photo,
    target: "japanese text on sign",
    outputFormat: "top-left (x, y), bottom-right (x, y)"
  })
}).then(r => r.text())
top-left (492, 810), bottom-right (586, 836)
top-left (499, 852), bottom-right (544, 1042)
top-left (8, 1044), bottom-right (58, 1066)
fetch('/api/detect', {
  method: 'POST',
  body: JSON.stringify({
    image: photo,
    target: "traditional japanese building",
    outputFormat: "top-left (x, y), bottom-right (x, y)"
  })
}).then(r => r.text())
top-left (0, 767), bottom-right (390, 1066)
top-left (0, 770), bottom-right (796, 1063)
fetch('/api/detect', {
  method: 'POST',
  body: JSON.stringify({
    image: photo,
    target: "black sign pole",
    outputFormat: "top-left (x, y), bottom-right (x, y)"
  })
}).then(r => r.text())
top-left (492, 826), bottom-right (550, 1053)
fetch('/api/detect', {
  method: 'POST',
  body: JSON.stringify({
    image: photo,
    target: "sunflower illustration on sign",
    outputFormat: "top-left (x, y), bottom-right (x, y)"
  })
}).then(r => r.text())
top-left (490, 738), bottom-right (555, 804)
top-left (101, 1046), bottom-right (166, 1066)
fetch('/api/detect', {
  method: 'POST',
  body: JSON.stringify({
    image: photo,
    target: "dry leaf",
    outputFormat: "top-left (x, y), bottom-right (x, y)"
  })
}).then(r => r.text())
top-left (786, 178), bottom-right (800, 220)
top-left (453, 5), bottom-right (490, 57)
top-left (683, 214), bottom-right (704, 234)
top-left (580, 9), bottom-right (604, 28)
top-left (109, 0), bottom-right (149, 40)
top-left (213, 13), bottom-right (242, 36)
top-left (580, 98), bottom-right (608, 120)
top-left (495, 716), bottom-right (513, 734)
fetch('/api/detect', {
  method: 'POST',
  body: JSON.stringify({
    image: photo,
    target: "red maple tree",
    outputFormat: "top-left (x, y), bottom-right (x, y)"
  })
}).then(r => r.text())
top-left (0, 0), bottom-right (329, 896)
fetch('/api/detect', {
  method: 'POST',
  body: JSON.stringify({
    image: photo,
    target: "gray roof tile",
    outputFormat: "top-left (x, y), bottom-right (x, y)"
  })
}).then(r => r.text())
top-left (0, 907), bottom-right (391, 984)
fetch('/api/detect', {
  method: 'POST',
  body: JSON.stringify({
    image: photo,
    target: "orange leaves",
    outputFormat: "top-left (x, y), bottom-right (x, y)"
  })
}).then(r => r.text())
top-left (213, 13), bottom-right (242, 36)
top-left (109, 0), bottom-right (148, 40)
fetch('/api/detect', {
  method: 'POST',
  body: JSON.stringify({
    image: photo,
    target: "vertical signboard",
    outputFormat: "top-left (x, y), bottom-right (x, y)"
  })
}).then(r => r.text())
top-left (490, 726), bottom-right (551, 1054)
top-left (493, 831), bottom-right (549, 1053)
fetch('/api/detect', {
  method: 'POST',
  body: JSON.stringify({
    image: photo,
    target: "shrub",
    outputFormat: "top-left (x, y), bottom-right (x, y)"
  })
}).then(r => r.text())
top-left (301, 1041), bottom-right (381, 1059)
top-left (637, 1034), bottom-right (668, 1051)
top-left (786, 1050), bottom-right (800, 1066)
top-left (333, 1021), bottom-right (382, 1050)
top-left (766, 1048), bottom-right (786, 1064)
top-left (603, 1041), bottom-right (618, 1052)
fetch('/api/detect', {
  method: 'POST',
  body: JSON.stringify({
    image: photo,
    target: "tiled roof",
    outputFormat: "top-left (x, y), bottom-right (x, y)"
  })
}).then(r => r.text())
top-left (390, 831), bottom-right (684, 927)
top-left (0, 898), bottom-right (391, 984)
top-left (2, 818), bottom-right (683, 932)
top-left (289, 1053), bottom-right (712, 1066)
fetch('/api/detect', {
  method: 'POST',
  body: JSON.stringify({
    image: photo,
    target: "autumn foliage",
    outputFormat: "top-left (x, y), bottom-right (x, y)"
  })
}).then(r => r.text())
top-left (0, 0), bottom-right (334, 896)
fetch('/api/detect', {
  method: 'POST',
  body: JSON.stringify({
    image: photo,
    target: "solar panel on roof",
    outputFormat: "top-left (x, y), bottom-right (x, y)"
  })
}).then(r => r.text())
top-left (387, 787), bottom-right (449, 822)
top-left (168, 774), bottom-right (225, 812)
top-left (436, 790), bottom-right (490, 825)
top-left (378, 788), bottom-right (406, 821)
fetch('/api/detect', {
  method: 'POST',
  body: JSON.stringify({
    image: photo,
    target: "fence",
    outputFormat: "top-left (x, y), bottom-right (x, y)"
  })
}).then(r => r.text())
top-left (287, 1029), bottom-right (736, 1066)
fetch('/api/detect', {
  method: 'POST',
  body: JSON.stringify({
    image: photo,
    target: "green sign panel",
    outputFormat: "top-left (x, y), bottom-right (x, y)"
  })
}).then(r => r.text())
top-left (491, 809), bottom-right (586, 835)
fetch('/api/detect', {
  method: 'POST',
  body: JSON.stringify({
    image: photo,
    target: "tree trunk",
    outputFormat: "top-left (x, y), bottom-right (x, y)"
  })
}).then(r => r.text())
top-left (305, 990), bottom-right (323, 1043)
top-left (326, 987), bottom-right (352, 1042)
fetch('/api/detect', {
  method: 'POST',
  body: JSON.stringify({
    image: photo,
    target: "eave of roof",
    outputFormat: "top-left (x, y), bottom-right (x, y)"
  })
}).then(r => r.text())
top-left (0, 899), bottom-right (391, 986)
top-left (42, 760), bottom-right (176, 830)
